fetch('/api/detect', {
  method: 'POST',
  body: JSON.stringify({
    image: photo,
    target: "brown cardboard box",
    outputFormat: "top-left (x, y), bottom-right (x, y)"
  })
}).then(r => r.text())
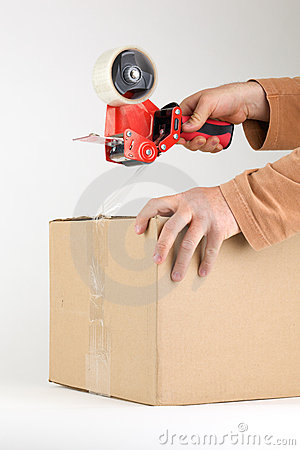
top-left (49, 216), bottom-right (300, 405)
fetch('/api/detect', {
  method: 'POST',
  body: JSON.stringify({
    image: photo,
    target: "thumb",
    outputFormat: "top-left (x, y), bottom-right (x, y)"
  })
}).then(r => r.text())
top-left (182, 96), bottom-right (212, 132)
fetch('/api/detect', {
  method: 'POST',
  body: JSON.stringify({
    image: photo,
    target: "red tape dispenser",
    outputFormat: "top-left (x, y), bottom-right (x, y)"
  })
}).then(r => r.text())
top-left (74, 46), bottom-right (234, 166)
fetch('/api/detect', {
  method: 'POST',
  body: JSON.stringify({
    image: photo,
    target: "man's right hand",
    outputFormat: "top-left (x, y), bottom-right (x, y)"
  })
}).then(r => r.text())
top-left (179, 81), bottom-right (270, 153)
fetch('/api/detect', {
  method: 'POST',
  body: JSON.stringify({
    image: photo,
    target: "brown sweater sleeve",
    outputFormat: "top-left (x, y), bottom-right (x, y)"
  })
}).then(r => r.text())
top-left (242, 77), bottom-right (300, 150)
top-left (220, 77), bottom-right (300, 250)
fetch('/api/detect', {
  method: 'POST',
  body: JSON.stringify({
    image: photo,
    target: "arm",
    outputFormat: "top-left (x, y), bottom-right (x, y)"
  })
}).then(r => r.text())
top-left (136, 78), bottom-right (300, 280)
top-left (180, 76), bottom-right (300, 250)
top-left (221, 148), bottom-right (300, 250)
top-left (179, 77), bottom-right (300, 153)
top-left (220, 77), bottom-right (300, 250)
top-left (178, 80), bottom-right (270, 152)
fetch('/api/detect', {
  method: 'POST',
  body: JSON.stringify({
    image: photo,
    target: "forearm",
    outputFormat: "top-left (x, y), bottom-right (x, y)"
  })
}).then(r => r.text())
top-left (220, 148), bottom-right (300, 250)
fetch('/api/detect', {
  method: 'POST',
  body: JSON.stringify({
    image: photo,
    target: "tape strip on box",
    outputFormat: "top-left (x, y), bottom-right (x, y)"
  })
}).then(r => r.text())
top-left (85, 216), bottom-right (111, 397)
top-left (85, 166), bottom-right (146, 396)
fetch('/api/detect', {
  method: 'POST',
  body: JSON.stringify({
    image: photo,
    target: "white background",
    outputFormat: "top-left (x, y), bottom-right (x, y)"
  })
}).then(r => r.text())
top-left (1, 0), bottom-right (299, 448)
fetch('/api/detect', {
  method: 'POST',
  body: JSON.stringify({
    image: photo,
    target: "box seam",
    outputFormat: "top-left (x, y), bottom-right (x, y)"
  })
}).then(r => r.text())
top-left (155, 217), bottom-right (159, 405)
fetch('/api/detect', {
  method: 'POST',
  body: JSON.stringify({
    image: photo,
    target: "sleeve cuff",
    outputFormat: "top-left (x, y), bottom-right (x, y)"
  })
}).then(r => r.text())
top-left (220, 178), bottom-right (271, 251)
top-left (242, 79), bottom-right (278, 151)
top-left (243, 77), bottom-right (300, 151)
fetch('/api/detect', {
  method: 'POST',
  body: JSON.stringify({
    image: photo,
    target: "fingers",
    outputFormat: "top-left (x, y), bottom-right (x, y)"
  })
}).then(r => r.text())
top-left (198, 229), bottom-right (223, 277)
top-left (136, 189), bottom-right (225, 281)
top-left (153, 210), bottom-right (190, 264)
top-left (181, 95), bottom-right (214, 133)
top-left (182, 136), bottom-right (206, 152)
top-left (135, 196), bottom-right (178, 234)
top-left (211, 143), bottom-right (223, 153)
top-left (179, 93), bottom-right (199, 116)
top-left (179, 135), bottom-right (223, 153)
top-left (202, 137), bottom-right (222, 153)
top-left (179, 92), bottom-right (224, 152)
top-left (171, 222), bottom-right (203, 282)
top-left (177, 137), bottom-right (186, 146)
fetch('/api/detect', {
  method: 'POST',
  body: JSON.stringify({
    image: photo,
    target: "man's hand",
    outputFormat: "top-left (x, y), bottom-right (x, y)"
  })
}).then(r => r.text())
top-left (179, 81), bottom-right (270, 153)
top-left (135, 187), bottom-right (240, 281)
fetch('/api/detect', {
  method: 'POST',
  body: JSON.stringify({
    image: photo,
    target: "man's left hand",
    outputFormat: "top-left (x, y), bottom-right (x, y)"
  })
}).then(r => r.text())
top-left (135, 187), bottom-right (240, 281)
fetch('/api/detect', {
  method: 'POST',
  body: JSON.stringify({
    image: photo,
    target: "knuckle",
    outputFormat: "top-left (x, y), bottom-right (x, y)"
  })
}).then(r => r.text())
top-left (156, 241), bottom-right (168, 252)
top-left (211, 224), bottom-right (223, 239)
top-left (181, 238), bottom-right (196, 251)
top-left (147, 198), bottom-right (157, 207)
top-left (185, 141), bottom-right (195, 151)
top-left (199, 89), bottom-right (209, 98)
top-left (172, 193), bottom-right (183, 208)
top-left (163, 221), bottom-right (174, 233)
top-left (179, 191), bottom-right (190, 205)
top-left (205, 247), bottom-right (217, 259)
top-left (195, 213), bottom-right (206, 224)
top-left (178, 205), bottom-right (190, 220)
top-left (166, 193), bottom-right (179, 205)
top-left (201, 262), bottom-right (210, 271)
top-left (174, 261), bottom-right (186, 270)
top-left (136, 214), bottom-right (145, 224)
top-left (191, 111), bottom-right (202, 122)
top-left (199, 143), bottom-right (208, 151)
top-left (214, 230), bottom-right (223, 241)
top-left (177, 199), bottom-right (190, 216)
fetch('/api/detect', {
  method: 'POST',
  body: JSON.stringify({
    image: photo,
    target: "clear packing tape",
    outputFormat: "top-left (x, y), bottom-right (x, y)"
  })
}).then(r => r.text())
top-left (100, 165), bottom-right (146, 217)
top-left (85, 166), bottom-right (146, 396)
top-left (85, 215), bottom-right (111, 396)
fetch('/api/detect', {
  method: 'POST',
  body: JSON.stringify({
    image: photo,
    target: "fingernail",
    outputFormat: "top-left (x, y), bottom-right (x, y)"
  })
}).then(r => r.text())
top-left (172, 271), bottom-right (181, 281)
top-left (199, 269), bottom-right (207, 277)
top-left (197, 137), bottom-right (206, 145)
top-left (153, 253), bottom-right (162, 264)
top-left (135, 224), bottom-right (141, 233)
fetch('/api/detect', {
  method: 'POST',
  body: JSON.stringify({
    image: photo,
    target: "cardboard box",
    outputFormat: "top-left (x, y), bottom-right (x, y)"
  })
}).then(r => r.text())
top-left (49, 216), bottom-right (300, 405)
